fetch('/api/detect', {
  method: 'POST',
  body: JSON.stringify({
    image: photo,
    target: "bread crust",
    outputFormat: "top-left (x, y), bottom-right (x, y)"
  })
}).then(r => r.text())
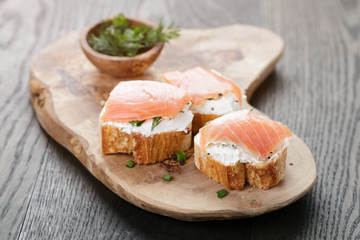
top-left (101, 123), bottom-right (192, 164)
top-left (194, 142), bottom-right (287, 190)
top-left (194, 142), bottom-right (246, 190)
top-left (192, 113), bottom-right (220, 134)
top-left (246, 147), bottom-right (287, 190)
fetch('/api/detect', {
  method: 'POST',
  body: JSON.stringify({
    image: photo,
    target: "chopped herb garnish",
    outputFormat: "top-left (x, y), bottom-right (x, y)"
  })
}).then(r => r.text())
top-left (217, 189), bottom-right (228, 198)
top-left (162, 174), bottom-right (173, 181)
top-left (126, 160), bottom-right (135, 168)
top-left (176, 151), bottom-right (186, 162)
top-left (179, 110), bottom-right (184, 113)
top-left (151, 117), bottom-right (162, 131)
top-left (205, 121), bottom-right (212, 126)
top-left (88, 13), bottom-right (180, 57)
top-left (250, 108), bottom-right (254, 112)
top-left (129, 120), bottom-right (145, 127)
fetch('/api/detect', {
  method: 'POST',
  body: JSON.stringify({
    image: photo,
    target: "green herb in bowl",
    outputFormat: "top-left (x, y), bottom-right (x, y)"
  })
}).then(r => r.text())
top-left (88, 13), bottom-right (180, 57)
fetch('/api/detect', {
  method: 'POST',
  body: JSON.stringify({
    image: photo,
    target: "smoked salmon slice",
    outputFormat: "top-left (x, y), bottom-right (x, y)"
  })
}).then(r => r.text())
top-left (101, 81), bottom-right (191, 122)
top-left (162, 67), bottom-right (242, 106)
top-left (199, 110), bottom-right (292, 161)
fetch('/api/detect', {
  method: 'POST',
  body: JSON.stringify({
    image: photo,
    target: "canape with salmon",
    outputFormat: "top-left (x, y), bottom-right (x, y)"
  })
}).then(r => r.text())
top-left (162, 67), bottom-right (243, 133)
top-left (194, 110), bottom-right (292, 190)
top-left (100, 80), bottom-right (193, 164)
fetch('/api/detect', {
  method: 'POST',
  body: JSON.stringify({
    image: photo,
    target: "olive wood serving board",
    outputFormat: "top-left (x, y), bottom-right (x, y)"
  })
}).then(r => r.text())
top-left (30, 25), bottom-right (316, 221)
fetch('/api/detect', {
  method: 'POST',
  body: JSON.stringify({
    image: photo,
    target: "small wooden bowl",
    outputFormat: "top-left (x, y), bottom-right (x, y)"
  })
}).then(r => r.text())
top-left (80, 17), bottom-right (164, 78)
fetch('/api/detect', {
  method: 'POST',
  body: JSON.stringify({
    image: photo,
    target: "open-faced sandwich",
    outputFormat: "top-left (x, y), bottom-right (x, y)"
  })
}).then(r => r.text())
top-left (100, 80), bottom-right (193, 164)
top-left (194, 109), bottom-right (292, 190)
top-left (162, 67), bottom-right (243, 133)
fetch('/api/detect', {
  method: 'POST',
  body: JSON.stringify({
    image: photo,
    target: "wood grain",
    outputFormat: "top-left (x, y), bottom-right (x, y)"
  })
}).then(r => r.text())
top-left (0, 0), bottom-right (359, 239)
top-left (28, 26), bottom-right (316, 221)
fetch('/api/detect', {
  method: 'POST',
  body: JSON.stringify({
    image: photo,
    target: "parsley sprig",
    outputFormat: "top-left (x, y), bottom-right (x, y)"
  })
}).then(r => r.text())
top-left (88, 13), bottom-right (180, 57)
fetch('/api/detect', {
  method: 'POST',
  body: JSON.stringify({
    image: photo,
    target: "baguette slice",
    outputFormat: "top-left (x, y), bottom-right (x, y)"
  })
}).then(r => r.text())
top-left (100, 80), bottom-right (193, 164)
top-left (194, 141), bottom-right (246, 190)
top-left (194, 140), bottom-right (287, 190)
top-left (193, 110), bottom-right (292, 190)
top-left (162, 67), bottom-right (243, 133)
top-left (101, 122), bottom-right (192, 164)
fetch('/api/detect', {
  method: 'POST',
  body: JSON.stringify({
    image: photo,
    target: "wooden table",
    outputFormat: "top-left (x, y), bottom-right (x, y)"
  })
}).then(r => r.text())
top-left (1, 0), bottom-right (359, 239)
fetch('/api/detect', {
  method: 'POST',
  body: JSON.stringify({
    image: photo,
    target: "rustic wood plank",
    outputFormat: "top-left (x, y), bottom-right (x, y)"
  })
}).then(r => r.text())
top-left (0, 0), bottom-right (52, 239)
top-left (251, 0), bottom-right (360, 239)
top-left (0, 0), bottom-right (358, 239)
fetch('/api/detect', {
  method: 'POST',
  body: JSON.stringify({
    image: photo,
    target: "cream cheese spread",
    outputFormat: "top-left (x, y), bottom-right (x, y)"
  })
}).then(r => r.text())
top-left (101, 103), bottom-right (193, 137)
top-left (194, 133), bottom-right (289, 166)
top-left (190, 92), bottom-right (241, 115)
